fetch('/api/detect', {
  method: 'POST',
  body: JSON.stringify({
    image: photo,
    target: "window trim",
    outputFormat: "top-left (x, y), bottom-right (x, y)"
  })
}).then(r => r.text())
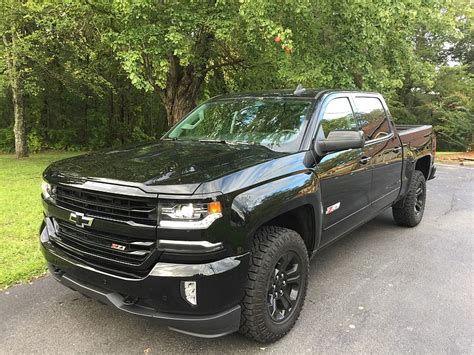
top-left (351, 95), bottom-right (393, 143)
top-left (313, 94), bottom-right (358, 141)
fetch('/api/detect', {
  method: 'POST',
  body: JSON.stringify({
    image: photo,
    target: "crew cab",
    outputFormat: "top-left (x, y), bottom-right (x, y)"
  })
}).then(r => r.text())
top-left (39, 88), bottom-right (436, 343)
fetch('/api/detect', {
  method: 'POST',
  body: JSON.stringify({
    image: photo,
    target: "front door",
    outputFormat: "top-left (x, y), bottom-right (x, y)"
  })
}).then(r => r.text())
top-left (315, 95), bottom-right (372, 245)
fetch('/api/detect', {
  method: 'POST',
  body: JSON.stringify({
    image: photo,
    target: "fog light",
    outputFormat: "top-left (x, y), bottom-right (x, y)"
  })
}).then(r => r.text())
top-left (182, 281), bottom-right (197, 306)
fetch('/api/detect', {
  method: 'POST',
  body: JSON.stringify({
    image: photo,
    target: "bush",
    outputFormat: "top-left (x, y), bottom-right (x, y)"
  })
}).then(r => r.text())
top-left (27, 130), bottom-right (46, 153)
top-left (0, 128), bottom-right (15, 153)
top-left (46, 129), bottom-right (81, 150)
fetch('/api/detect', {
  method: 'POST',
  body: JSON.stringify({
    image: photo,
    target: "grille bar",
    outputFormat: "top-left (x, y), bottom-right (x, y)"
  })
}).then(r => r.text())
top-left (52, 218), bottom-right (157, 270)
top-left (58, 226), bottom-right (148, 260)
top-left (54, 185), bottom-right (157, 225)
top-left (58, 221), bottom-right (154, 246)
top-left (51, 235), bottom-right (145, 266)
top-left (56, 194), bottom-right (155, 213)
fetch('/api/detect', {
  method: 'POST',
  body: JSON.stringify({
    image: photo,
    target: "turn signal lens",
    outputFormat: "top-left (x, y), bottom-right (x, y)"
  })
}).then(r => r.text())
top-left (207, 201), bottom-right (222, 215)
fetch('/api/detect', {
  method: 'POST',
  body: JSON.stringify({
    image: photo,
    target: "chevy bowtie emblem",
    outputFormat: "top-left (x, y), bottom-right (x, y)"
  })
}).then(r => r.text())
top-left (69, 212), bottom-right (94, 228)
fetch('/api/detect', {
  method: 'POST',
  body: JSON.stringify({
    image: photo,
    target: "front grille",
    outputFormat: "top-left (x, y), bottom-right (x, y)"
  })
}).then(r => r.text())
top-left (54, 185), bottom-right (157, 225)
top-left (51, 219), bottom-right (158, 275)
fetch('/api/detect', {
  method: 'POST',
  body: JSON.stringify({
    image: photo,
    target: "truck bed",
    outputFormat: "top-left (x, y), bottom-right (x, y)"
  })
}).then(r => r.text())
top-left (395, 124), bottom-right (433, 145)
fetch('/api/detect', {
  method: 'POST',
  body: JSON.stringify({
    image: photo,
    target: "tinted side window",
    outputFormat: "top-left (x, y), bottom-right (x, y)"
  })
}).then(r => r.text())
top-left (319, 97), bottom-right (357, 138)
top-left (354, 97), bottom-right (390, 141)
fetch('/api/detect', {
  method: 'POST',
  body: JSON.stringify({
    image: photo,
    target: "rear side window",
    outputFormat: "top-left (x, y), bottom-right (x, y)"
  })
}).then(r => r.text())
top-left (354, 97), bottom-right (391, 141)
top-left (319, 97), bottom-right (357, 138)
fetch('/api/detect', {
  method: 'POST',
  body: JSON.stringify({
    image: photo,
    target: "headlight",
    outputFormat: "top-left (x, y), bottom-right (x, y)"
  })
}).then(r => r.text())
top-left (41, 181), bottom-right (53, 200)
top-left (159, 201), bottom-right (222, 229)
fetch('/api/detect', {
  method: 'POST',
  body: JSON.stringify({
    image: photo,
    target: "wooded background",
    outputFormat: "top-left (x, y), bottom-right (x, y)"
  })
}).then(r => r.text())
top-left (1, 0), bottom-right (472, 158)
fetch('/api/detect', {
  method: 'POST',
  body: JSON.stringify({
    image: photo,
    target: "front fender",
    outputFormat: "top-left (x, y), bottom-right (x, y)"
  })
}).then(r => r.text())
top-left (229, 172), bottom-right (322, 252)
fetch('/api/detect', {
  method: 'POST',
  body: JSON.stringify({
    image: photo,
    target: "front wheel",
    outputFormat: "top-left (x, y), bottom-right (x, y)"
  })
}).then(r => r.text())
top-left (393, 170), bottom-right (426, 227)
top-left (239, 226), bottom-right (309, 343)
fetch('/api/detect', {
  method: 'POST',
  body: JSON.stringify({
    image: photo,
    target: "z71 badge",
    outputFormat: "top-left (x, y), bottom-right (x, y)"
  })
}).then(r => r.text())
top-left (111, 243), bottom-right (126, 251)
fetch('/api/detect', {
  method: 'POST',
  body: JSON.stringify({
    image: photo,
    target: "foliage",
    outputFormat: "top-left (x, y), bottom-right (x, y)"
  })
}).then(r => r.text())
top-left (433, 91), bottom-right (473, 151)
top-left (0, 128), bottom-right (15, 152)
top-left (0, 151), bottom-right (80, 289)
top-left (0, 0), bottom-right (472, 152)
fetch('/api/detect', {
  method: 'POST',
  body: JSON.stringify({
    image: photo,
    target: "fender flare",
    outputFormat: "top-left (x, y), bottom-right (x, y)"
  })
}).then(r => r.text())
top-left (229, 172), bottom-right (323, 253)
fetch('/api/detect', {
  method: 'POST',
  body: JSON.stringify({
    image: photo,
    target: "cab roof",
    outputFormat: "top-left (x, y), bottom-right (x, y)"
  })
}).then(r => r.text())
top-left (211, 88), bottom-right (379, 100)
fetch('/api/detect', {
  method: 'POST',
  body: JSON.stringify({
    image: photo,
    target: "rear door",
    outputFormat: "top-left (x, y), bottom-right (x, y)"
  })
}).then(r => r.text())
top-left (315, 95), bottom-right (372, 245)
top-left (352, 95), bottom-right (403, 211)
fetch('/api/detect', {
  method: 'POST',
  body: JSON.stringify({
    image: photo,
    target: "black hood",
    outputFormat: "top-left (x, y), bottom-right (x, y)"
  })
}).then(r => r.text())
top-left (44, 140), bottom-right (285, 194)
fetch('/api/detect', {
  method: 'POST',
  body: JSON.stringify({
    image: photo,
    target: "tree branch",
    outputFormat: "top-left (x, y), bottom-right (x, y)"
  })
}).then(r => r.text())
top-left (205, 58), bottom-right (245, 74)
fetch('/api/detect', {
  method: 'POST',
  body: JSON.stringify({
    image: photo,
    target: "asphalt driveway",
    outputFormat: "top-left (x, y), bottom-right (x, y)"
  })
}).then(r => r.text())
top-left (1, 164), bottom-right (472, 354)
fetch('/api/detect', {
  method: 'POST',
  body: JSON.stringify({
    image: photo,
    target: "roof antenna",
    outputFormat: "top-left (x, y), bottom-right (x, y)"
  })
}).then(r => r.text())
top-left (293, 83), bottom-right (306, 95)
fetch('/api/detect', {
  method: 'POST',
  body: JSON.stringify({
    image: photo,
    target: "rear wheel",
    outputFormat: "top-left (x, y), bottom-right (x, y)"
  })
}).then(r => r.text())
top-left (393, 170), bottom-right (426, 227)
top-left (239, 226), bottom-right (309, 343)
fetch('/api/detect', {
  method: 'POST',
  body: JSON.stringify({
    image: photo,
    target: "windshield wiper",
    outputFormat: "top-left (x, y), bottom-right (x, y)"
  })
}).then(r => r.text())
top-left (198, 139), bottom-right (229, 144)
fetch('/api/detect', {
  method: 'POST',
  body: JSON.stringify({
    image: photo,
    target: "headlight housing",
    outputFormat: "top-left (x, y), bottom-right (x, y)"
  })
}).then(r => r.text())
top-left (159, 200), bottom-right (222, 229)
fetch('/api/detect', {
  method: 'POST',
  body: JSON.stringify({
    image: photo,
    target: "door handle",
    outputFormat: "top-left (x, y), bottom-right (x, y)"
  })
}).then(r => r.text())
top-left (392, 147), bottom-right (402, 154)
top-left (359, 156), bottom-right (371, 164)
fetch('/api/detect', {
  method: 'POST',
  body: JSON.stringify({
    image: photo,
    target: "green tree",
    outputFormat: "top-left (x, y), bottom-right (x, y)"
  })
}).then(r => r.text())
top-left (0, 0), bottom-right (472, 154)
top-left (1, 1), bottom-right (29, 157)
top-left (108, 0), bottom-right (304, 127)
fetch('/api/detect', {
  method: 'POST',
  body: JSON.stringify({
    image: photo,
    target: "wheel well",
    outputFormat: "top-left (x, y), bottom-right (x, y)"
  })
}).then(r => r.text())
top-left (263, 205), bottom-right (315, 254)
top-left (415, 155), bottom-right (431, 179)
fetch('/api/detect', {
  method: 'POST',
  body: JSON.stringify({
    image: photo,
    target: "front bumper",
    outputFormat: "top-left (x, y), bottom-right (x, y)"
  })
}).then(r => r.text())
top-left (40, 223), bottom-right (249, 338)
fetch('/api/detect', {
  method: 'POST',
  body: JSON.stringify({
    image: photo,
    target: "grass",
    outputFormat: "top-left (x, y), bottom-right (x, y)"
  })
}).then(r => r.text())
top-left (0, 151), bottom-right (81, 290)
top-left (436, 151), bottom-right (473, 165)
top-left (436, 152), bottom-right (462, 156)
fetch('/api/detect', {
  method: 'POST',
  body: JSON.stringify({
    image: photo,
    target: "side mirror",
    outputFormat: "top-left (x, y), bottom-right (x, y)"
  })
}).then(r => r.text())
top-left (316, 130), bottom-right (365, 154)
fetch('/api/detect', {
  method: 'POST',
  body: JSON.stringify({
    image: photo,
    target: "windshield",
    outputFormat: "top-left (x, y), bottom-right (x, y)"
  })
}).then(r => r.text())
top-left (165, 98), bottom-right (313, 152)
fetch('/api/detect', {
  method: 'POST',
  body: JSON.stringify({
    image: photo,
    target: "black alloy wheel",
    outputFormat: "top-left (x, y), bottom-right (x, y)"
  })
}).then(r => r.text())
top-left (414, 182), bottom-right (425, 215)
top-left (267, 251), bottom-right (302, 322)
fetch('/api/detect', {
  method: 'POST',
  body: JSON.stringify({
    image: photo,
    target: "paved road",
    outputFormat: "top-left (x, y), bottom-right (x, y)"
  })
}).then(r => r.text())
top-left (1, 165), bottom-right (472, 354)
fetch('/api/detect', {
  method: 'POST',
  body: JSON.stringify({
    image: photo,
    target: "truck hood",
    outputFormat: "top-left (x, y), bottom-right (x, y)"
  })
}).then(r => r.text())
top-left (44, 140), bottom-right (285, 194)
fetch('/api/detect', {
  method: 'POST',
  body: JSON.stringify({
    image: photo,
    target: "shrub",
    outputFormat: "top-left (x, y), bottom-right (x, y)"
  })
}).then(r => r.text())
top-left (0, 128), bottom-right (15, 153)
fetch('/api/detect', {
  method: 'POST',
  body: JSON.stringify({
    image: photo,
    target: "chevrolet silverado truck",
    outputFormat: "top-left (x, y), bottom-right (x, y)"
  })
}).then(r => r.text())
top-left (40, 88), bottom-right (436, 343)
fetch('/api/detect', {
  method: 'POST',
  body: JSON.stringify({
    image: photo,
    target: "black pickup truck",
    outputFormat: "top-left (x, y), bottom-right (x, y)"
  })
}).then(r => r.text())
top-left (40, 89), bottom-right (436, 342)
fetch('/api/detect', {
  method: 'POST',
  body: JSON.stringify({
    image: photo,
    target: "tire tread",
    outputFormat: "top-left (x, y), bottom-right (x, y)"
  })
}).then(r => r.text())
top-left (393, 170), bottom-right (426, 227)
top-left (239, 226), bottom-right (309, 343)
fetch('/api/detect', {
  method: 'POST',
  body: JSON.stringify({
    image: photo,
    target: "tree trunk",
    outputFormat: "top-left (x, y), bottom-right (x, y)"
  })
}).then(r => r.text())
top-left (108, 88), bottom-right (115, 143)
top-left (163, 91), bottom-right (199, 128)
top-left (161, 55), bottom-right (205, 128)
top-left (119, 92), bottom-right (125, 144)
top-left (3, 32), bottom-right (28, 158)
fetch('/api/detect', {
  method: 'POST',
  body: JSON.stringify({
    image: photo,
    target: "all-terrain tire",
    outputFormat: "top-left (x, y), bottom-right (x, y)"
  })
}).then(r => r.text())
top-left (393, 170), bottom-right (426, 227)
top-left (239, 226), bottom-right (309, 343)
